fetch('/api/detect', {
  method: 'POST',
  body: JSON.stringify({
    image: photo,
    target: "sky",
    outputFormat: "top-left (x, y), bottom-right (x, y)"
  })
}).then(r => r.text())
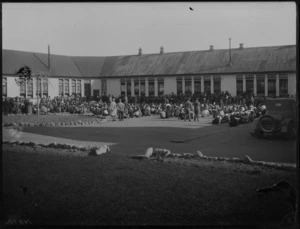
top-left (2, 2), bottom-right (296, 57)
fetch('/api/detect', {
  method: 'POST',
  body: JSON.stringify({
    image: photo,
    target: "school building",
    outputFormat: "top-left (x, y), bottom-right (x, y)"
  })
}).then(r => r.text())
top-left (2, 44), bottom-right (297, 100)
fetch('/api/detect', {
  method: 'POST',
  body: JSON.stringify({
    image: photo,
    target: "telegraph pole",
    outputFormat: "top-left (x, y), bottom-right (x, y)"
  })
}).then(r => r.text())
top-left (229, 38), bottom-right (232, 66)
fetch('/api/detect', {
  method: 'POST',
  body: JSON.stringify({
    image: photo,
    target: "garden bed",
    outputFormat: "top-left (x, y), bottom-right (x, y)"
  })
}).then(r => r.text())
top-left (2, 113), bottom-right (105, 127)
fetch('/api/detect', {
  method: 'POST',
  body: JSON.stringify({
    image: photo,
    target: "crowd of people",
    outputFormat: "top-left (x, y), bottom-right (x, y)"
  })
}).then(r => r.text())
top-left (2, 91), bottom-right (267, 126)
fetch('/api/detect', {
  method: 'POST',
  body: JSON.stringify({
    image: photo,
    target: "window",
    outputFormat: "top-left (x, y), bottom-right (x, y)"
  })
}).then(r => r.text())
top-left (2, 78), bottom-right (7, 97)
top-left (204, 76), bottom-right (210, 93)
top-left (245, 75), bottom-right (254, 93)
top-left (140, 79), bottom-right (145, 96)
top-left (101, 79), bottom-right (107, 96)
top-left (148, 78), bottom-right (155, 96)
top-left (256, 74), bottom-right (265, 96)
top-left (185, 77), bottom-right (192, 95)
top-left (268, 74), bottom-right (276, 97)
top-left (64, 79), bottom-right (69, 96)
top-left (158, 78), bottom-right (164, 96)
top-left (59, 79), bottom-right (64, 96)
top-left (120, 79), bottom-right (126, 96)
top-left (27, 78), bottom-right (33, 98)
top-left (36, 78), bottom-right (42, 97)
top-left (93, 89), bottom-right (100, 97)
top-left (72, 79), bottom-right (76, 95)
top-left (236, 75), bottom-right (243, 95)
top-left (42, 78), bottom-right (48, 97)
top-left (20, 80), bottom-right (26, 97)
top-left (84, 80), bottom-right (91, 97)
top-left (279, 74), bottom-right (288, 97)
top-left (126, 78), bottom-right (131, 96)
top-left (177, 77), bottom-right (182, 94)
top-left (213, 76), bottom-right (221, 94)
top-left (134, 78), bottom-right (139, 96)
top-left (77, 80), bottom-right (81, 96)
top-left (194, 76), bottom-right (201, 94)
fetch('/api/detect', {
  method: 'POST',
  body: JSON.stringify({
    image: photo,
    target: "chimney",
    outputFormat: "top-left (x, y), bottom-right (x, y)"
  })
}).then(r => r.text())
top-left (138, 48), bottom-right (142, 56)
top-left (160, 46), bottom-right (164, 54)
top-left (48, 45), bottom-right (51, 69)
top-left (239, 43), bottom-right (244, 49)
top-left (209, 45), bottom-right (214, 51)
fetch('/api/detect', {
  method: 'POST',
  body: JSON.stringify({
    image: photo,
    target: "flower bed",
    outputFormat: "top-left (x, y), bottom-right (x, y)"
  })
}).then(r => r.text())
top-left (2, 113), bottom-right (105, 127)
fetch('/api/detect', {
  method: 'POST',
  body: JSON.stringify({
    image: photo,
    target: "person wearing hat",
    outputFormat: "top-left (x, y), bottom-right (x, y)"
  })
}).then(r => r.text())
top-left (109, 98), bottom-right (117, 121)
top-left (184, 97), bottom-right (192, 122)
top-left (193, 98), bottom-right (200, 122)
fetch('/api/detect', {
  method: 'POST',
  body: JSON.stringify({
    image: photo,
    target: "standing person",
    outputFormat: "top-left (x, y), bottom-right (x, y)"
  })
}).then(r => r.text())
top-left (109, 98), bottom-right (117, 121)
top-left (15, 97), bottom-right (20, 114)
top-left (193, 98), bottom-right (200, 122)
top-left (225, 92), bottom-right (229, 106)
top-left (184, 97), bottom-right (192, 122)
top-left (117, 99), bottom-right (125, 121)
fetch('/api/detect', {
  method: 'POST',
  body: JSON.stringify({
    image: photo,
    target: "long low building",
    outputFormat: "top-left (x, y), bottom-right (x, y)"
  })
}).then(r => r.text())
top-left (2, 44), bottom-right (297, 99)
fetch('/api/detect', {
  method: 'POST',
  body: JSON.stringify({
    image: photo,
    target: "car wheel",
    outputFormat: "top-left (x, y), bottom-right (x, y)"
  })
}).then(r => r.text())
top-left (285, 122), bottom-right (296, 140)
top-left (259, 115), bottom-right (276, 133)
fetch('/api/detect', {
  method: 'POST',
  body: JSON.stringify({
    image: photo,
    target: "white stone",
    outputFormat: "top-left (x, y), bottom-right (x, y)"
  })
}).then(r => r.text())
top-left (93, 145), bottom-right (110, 155)
top-left (165, 150), bottom-right (171, 157)
top-left (197, 151), bottom-right (204, 157)
top-left (145, 147), bottom-right (154, 158)
top-left (244, 155), bottom-right (254, 164)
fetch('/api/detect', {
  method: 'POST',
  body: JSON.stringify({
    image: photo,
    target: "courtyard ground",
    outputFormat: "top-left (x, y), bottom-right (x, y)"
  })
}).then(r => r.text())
top-left (2, 115), bottom-right (298, 227)
top-left (16, 115), bottom-right (297, 163)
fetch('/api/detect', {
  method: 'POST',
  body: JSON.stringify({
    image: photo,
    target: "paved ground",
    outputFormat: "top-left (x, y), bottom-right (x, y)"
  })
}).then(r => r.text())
top-left (2, 127), bottom-right (116, 148)
top-left (4, 115), bottom-right (296, 164)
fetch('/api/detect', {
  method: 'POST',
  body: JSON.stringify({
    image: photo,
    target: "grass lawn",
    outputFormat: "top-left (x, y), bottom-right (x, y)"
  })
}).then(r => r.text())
top-left (2, 144), bottom-right (297, 226)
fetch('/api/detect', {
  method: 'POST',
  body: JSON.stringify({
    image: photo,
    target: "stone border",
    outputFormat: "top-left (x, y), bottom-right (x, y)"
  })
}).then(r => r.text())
top-left (2, 140), bottom-right (109, 156)
top-left (2, 118), bottom-right (103, 127)
top-left (130, 148), bottom-right (296, 171)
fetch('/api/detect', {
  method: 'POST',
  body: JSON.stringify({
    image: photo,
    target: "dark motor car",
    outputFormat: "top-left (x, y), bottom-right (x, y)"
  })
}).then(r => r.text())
top-left (251, 98), bottom-right (297, 139)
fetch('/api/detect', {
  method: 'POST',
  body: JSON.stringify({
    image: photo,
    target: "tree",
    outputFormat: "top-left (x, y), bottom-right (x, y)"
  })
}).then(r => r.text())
top-left (15, 65), bottom-right (32, 84)
top-left (16, 66), bottom-right (49, 116)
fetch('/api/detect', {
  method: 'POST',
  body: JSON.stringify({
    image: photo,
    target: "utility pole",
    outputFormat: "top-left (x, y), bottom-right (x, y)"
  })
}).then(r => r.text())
top-left (32, 72), bottom-right (40, 116)
top-left (229, 38), bottom-right (232, 66)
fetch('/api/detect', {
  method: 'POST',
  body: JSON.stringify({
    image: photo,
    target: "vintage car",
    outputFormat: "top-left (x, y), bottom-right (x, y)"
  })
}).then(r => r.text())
top-left (251, 98), bottom-right (297, 139)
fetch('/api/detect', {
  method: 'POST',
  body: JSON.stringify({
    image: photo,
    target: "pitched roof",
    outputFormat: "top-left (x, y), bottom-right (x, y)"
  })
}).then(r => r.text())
top-left (2, 45), bottom-right (296, 78)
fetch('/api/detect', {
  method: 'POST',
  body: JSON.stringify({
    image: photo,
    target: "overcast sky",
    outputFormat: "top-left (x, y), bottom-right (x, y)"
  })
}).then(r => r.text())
top-left (2, 2), bottom-right (296, 56)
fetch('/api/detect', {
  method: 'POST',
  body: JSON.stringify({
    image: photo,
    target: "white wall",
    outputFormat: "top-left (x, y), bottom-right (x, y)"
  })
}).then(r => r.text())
top-left (107, 78), bottom-right (120, 97)
top-left (91, 79), bottom-right (101, 96)
top-left (221, 75), bottom-right (236, 96)
top-left (164, 76), bottom-right (177, 95)
top-left (48, 78), bottom-right (59, 98)
top-left (6, 76), bottom-right (20, 97)
top-left (288, 73), bottom-right (297, 97)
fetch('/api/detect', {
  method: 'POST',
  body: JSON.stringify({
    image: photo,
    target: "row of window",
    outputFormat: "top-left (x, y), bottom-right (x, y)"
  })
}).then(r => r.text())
top-left (236, 74), bottom-right (288, 96)
top-left (0, 74), bottom-right (291, 98)
top-left (59, 79), bottom-right (107, 97)
top-left (59, 79), bottom-right (82, 96)
top-left (177, 76), bottom-right (221, 94)
top-left (18, 78), bottom-right (48, 98)
top-left (120, 78), bottom-right (164, 96)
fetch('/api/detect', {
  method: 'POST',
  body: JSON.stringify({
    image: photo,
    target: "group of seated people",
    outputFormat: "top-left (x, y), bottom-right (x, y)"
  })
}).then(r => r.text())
top-left (210, 103), bottom-right (267, 127)
top-left (2, 93), bottom-right (267, 126)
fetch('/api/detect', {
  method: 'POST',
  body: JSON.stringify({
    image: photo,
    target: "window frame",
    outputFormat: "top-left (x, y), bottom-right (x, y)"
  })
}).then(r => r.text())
top-left (64, 79), bottom-right (70, 96)
top-left (59, 79), bottom-right (64, 96)
top-left (27, 78), bottom-right (33, 98)
top-left (158, 78), bottom-right (164, 96)
top-left (148, 78), bottom-right (155, 96)
top-left (176, 77), bottom-right (182, 94)
top-left (2, 77), bottom-right (7, 97)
